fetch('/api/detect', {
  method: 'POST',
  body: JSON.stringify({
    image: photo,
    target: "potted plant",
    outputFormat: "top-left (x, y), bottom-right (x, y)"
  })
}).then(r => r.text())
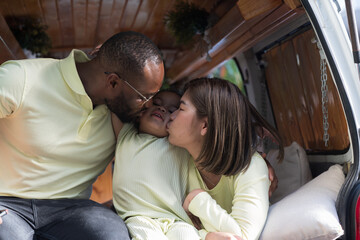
top-left (7, 16), bottom-right (52, 57)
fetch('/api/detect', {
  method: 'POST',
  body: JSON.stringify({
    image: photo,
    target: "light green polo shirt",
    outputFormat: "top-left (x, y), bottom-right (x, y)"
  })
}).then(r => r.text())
top-left (0, 50), bottom-right (116, 199)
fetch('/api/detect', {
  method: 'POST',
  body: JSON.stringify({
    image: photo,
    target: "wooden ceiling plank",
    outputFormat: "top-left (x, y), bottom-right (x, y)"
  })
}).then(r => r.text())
top-left (9, 0), bottom-right (27, 17)
top-left (129, 0), bottom-right (143, 29)
top-left (110, 0), bottom-right (127, 35)
top-left (86, 0), bottom-right (101, 47)
top-left (145, 0), bottom-right (173, 41)
top-left (73, 0), bottom-right (87, 46)
top-left (284, 0), bottom-right (302, 10)
top-left (94, 0), bottom-right (115, 44)
top-left (236, 0), bottom-right (282, 20)
top-left (131, 0), bottom-right (157, 30)
top-left (57, 0), bottom-right (74, 47)
top-left (41, 0), bottom-right (62, 47)
top-left (120, 0), bottom-right (141, 30)
top-left (24, 0), bottom-right (44, 18)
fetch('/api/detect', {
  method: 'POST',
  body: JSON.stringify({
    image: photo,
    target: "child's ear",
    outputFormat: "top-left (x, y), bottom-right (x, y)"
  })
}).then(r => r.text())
top-left (200, 117), bottom-right (208, 136)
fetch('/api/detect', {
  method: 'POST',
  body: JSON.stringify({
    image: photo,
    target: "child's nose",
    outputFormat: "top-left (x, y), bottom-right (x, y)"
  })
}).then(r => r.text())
top-left (158, 106), bottom-right (166, 112)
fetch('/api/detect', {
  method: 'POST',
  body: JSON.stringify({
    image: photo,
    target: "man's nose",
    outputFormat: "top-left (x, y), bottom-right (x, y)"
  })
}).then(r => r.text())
top-left (143, 100), bottom-right (152, 109)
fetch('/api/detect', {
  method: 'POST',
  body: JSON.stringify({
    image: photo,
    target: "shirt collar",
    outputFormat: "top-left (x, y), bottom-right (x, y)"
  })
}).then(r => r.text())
top-left (60, 49), bottom-right (90, 96)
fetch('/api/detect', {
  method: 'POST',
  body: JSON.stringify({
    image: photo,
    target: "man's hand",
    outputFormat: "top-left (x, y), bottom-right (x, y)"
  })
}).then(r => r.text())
top-left (0, 216), bottom-right (2, 224)
top-left (205, 232), bottom-right (243, 240)
top-left (261, 153), bottom-right (278, 197)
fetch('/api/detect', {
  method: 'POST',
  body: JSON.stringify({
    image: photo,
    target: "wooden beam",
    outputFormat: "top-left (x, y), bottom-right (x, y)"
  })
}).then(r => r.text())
top-left (283, 0), bottom-right (302, 10)
top-left (167, 5), bottom-right (246, 83)
top-left (236, 0), bottom-right (282, 20)
top-left (167, 2), bottom-right (304, 84)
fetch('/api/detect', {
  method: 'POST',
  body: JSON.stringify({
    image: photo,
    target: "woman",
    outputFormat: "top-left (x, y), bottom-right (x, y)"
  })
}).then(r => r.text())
top-left (167, 77), bottom-right (283, 240)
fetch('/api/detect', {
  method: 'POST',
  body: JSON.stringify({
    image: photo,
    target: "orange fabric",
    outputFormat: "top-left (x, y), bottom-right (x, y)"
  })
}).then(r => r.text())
top-left (90, 160), bottom-right (113, 203)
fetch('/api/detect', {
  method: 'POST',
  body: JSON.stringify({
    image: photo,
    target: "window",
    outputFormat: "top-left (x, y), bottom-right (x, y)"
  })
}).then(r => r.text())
top-left (208, 58), bottom-right (246, 95)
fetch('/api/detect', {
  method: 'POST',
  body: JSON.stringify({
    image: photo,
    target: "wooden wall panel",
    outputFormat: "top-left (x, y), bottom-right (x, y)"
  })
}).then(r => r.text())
top-left (264, 28), bottom-right (349, 152)
top-left (265, 44), bottom-right (305, 147)
top-left (280, 40), bottom-right (315, 149)
top-left (293, 30), bottom-right (349, 150)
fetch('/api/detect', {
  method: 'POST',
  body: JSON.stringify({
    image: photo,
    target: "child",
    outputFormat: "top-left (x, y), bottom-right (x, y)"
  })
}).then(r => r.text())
top-left (112, 90), bottom-right (201, 240)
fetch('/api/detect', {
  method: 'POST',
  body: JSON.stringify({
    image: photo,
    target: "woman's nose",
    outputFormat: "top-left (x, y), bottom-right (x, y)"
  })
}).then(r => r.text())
top-left (170, 109), bottom-right (178, 120)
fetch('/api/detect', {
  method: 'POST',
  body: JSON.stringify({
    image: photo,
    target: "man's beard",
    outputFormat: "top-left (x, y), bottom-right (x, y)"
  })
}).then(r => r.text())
top-left (105, 95), bottom-right (142, 123)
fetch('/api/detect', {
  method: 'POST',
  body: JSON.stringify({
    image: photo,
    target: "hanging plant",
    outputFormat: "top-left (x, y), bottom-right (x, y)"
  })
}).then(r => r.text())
top-left (7, 16), bottom-right (52, 57)
top-left (164, 1), bottom-right (210, 45)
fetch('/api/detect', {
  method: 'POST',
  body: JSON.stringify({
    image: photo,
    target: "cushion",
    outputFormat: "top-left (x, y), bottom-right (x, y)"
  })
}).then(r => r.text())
top-left (267, 141), bottom-right (312, 204)
top-left (260, 164), bottom-right (345, 240)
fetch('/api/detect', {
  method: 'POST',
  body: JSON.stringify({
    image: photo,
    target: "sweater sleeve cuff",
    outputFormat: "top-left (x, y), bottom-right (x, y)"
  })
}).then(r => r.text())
top-left (188, 191), bottom-right (212, 216)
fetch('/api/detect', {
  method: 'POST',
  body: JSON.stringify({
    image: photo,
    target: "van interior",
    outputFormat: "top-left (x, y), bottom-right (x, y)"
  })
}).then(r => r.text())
top-left (1, 0), bottom-right (359, 239)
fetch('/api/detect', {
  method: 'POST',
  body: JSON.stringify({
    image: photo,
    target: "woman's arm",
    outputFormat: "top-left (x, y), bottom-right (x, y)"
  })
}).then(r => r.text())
top-left (186, 154), bottom-right (270, 240)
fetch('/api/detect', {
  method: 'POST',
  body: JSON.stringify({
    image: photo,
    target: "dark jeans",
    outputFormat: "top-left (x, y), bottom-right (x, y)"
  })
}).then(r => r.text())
top-left (0, 197), bottom-right (130, 240)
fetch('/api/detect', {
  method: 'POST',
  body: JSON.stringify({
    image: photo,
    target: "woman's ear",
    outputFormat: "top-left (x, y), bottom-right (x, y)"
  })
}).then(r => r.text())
top-left (200, 117), bottom-right (208, 136)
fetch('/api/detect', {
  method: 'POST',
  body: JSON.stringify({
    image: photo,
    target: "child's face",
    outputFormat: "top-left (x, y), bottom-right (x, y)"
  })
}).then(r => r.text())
top-left (138, 91), bottom-right (180, 137)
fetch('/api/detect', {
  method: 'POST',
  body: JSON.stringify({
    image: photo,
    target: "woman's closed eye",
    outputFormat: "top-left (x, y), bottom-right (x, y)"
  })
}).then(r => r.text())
top-left (168, 107), bottom-right (178, 113)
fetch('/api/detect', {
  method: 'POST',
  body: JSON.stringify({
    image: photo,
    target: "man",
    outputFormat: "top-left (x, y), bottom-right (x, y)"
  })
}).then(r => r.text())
top-left (0, 31), bottom-right (164, 239)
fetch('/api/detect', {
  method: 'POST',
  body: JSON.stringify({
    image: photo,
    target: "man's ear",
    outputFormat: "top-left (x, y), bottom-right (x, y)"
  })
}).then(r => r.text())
top-left (200, 117), bottom-right (208, 136)
top-left (107, 73), bottom-right (120, 89)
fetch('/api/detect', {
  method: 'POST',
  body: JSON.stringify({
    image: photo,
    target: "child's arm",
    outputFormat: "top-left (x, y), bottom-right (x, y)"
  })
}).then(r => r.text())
top-left (111, 113), bottom-right (124, 139)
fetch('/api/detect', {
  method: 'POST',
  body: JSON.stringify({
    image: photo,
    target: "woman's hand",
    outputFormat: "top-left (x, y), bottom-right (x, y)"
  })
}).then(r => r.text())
top-left (183, 189), bottom-right (205, 229)
top-left (205, 232), bottom-right (243, 240)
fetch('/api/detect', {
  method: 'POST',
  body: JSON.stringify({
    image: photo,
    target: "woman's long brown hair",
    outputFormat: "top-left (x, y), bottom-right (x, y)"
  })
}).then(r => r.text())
top-left (185, 77), bottom-right (283, 176)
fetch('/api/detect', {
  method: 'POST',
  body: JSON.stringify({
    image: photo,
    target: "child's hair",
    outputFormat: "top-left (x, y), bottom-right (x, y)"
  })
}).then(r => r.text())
top-left (184, 77), bottom-right (283, 176)
top-left (160, 86), bottom-right (183, 98)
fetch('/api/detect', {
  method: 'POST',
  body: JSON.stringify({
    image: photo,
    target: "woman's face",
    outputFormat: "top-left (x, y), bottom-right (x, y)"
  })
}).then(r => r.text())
top-left (167, 91), bottom-right (207, 154)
